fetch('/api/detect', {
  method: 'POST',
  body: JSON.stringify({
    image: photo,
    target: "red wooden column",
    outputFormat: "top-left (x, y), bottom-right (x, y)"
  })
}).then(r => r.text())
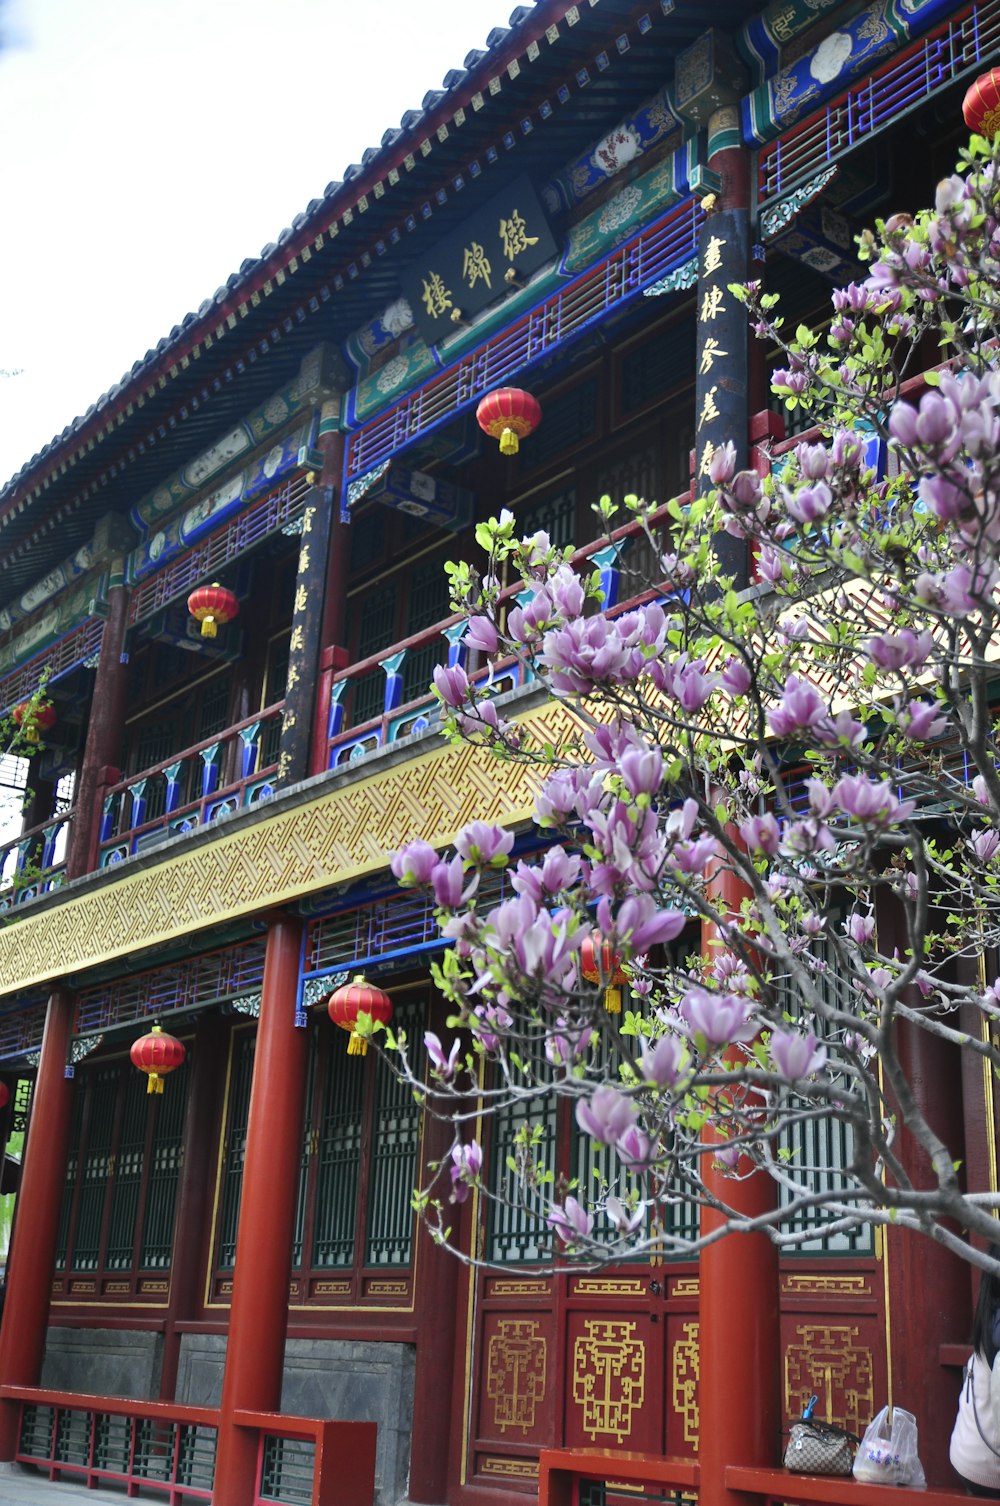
top-left (0, 988), bottom-right (76, 1457)
top-left (67, 573), bottom-right (130, 880)
top-left (698, 864), bottom-right (780, 1506)
top-left (213, 914), bottom-right (309, 1506)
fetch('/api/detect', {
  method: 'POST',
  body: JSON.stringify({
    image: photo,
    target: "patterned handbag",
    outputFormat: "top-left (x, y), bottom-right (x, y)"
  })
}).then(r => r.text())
top-left (783, 1396), bottom-right (859, 1478)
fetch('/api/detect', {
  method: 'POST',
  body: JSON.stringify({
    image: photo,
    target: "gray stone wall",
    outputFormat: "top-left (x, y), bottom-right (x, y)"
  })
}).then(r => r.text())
top-left (174, 1332), bottom-right (414, 1506)
top-left (41, 1328), bottom-right (162, 1400)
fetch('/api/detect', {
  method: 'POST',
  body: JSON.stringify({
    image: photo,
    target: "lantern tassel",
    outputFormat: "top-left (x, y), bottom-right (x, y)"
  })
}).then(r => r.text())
top-left (347, 1031), bottom-right (368, 1057)
top-left (499, 428), bottom-right (519, 456)
top-left (604, 986), bottom-right (622, 1015)
top-left (147, 1073), bottom-right (164, 1095)
top-left (200, 616), bottom-right (218, 639)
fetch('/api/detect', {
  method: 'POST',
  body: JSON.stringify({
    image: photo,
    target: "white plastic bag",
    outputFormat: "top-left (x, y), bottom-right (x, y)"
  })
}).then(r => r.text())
top-left (853, 1405), bottom-right (927, 1489)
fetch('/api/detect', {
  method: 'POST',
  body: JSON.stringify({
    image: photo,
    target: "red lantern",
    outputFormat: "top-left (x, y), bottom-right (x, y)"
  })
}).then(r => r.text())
top-left (580, 931), bottom-right (628, 1014)
top-left (326, 974), bottom-right (393, 1057)
top-left (130, 1024), bottom-right (186, 1094)
top-left (13, 699), bottom-right (56, 746)
top-left (476, 387), bottom-right (542, 457)
top-left (0, 1082), bottom-right (11, 1112)
top-left (963, 68), bottom-right (1000, 137)
top-left (187, 583), bottom-right (240, 639)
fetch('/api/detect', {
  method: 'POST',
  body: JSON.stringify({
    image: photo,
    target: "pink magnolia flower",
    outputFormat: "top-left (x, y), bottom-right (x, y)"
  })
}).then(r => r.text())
top-left (576, 1086), bottom-right (637, 1146)
top-left (770, 1029), bottom-right (827, 1080)
top-left (391, 838), bottom-right (439, 887)
top-left (548, 1195), bottom-right (594, 1247)
top-left (449, 1140), bottom-right (482, 1203)
top-left (433, 663), bottom-right (470, 707)
top-left (425, 1032), bottom-right (461, 1081)
top-left (639, 1034), bottom-right (686, 1088)
top-left (454, 821), bottom-right (515, 867)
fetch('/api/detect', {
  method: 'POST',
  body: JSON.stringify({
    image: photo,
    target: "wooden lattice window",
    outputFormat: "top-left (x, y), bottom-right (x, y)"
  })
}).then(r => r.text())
top-left (54, 1053), bottom-right (190, 1299)
top-left (213, 996), bottom-right (427, 1303)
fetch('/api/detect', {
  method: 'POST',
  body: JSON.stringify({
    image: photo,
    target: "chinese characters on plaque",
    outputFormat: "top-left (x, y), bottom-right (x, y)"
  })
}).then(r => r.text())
top-left (401, 176), bottom-right (557, 346)
top-left (693, 212), bottom-right (747, 497)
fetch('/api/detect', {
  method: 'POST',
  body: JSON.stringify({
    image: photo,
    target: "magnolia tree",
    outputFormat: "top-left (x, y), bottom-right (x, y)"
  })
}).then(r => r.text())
top-left (386, 133), bottom-right (1000, 1277)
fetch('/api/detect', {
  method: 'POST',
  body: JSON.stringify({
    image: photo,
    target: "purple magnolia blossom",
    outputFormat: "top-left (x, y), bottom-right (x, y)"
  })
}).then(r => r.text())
top-left (867, 629), bottom-right (934, 672)
top-left (454, 821), bottom-right (515, 866)
top-left (721, 656), bottom-right (751, 695)
top-left (471, 1003), bottom-right (512, 1052)
top-left (576, 1085), bottom-right (637, 1145)
top-left (391, 838), bottom-right (440, 887)
top-left (680, 987), bottom-right (756, 1046)
top-left (425, 1031), bottom-right (461, 1081)
top-left (619, 746), bottom-right (664, 802)
top-left (540, 615), bottom-right (631, 694)
top-left (464, 615), bottom-right (499, 655)
top-left (545, 1018), bottom-right (592, 1068)
top-left (433, 663), bottom-right (470, 707)
top-left (786, 481), bottom-right (832, 525)
top-left (672, 836), bottom-right (719, 876)
top-left (616, 1124), bottom-right (654, 1169)
top-left (600, 893), bottom-right (686, 952)
top-left (657, 655), bottom-right (720, 713)
top-left (832, 774), bottom-right (915, 826)
top-left (768, 676), bottom-right (826, 738)
top-left (971, 828), bottom-right (1000, 864)
top-left (740, 813), bottom-right (780, 855)
top-left (548, 1195), bottom-right (594, 1247)
top-left (510, 846), bottom-right (582, 904)
top-left (845, 913), bottom-right (875, 946)
top-left (770, 1029), bottom-right (827, 1080)
top-left (708, 440), bottom-right (737, 484)
top-left (639, 1034), bottom-right (686, 1088)
top-left (605, 1196), bottom-right (645, 1235)
top-left (432, 854), bottom-right (477, 909)
top-left (896, 699), bottom-right (949, 742)
top-left (449, 1139), bottom-right (482, 1203)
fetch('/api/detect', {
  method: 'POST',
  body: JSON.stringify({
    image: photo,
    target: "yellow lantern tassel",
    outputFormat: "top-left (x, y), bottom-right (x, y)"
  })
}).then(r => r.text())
top-left (348, 1031), bottom-right (368, 1057)
top-left (499, 428), bottom-right (519, 456)
top-left (604, 985), bottom-right (622, 1014)
top-left (147, 1073), bottom-right (164, 1095)
top-left (200, 616), bottom-right (218, 639)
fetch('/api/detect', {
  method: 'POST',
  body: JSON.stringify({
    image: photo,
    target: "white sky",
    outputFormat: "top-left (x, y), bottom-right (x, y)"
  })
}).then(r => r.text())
top-left (0, 0), bottom-right (521, 488)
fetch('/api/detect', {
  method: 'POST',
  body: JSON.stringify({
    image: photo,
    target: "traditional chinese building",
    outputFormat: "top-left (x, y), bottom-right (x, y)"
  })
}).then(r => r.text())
top-left (0, 2), bottom-right (992, 1504)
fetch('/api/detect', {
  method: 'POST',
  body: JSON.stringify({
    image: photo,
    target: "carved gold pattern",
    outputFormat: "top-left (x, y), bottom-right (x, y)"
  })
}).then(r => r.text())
top-left (218, 1281), bottom-right (234, 1296)
top-left (572, 1319), bottom-right (645, 1442)
top-left (479, 1457), bottom-right (539, 1478)
top-left (574, 1278), bottom-right (645, 1296)
top-left (314, 1280), bottom-right (352, 1296)
top-left (784, 1324), bottom-right (874, 1434)
top-left (672, 1321), bottom-right (700, 1448)
top-left (104, 1282), bottom-right (131, 1294)
top-left (367, 1280), bottom-right (408, 1296)
top-left (782, 1274), bottom-right (869, 1297)
top-left (70, 1281), bottom-right (96, 1293)
top-left (671, 1278), bottom-right (699, 1298)
top-left (490, 1279), bottom-right (549, 1297)
top-left (486, 1318), bottom-right (547, 1434)
top-left (140, 1280), bottom-right (169, 1293)
top-left (0, 702), bottom-right (581, 994)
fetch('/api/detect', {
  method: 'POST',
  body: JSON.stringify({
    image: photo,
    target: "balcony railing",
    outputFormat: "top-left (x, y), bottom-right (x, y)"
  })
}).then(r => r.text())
top-left (322, 509), bottom-right (679, 770)
top-left (98, 702), bottom-right (284, 868)
top-left (0, 809), bottom-right (72, 908)
top-left (3, 1384), bottom-right (376, 1506)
